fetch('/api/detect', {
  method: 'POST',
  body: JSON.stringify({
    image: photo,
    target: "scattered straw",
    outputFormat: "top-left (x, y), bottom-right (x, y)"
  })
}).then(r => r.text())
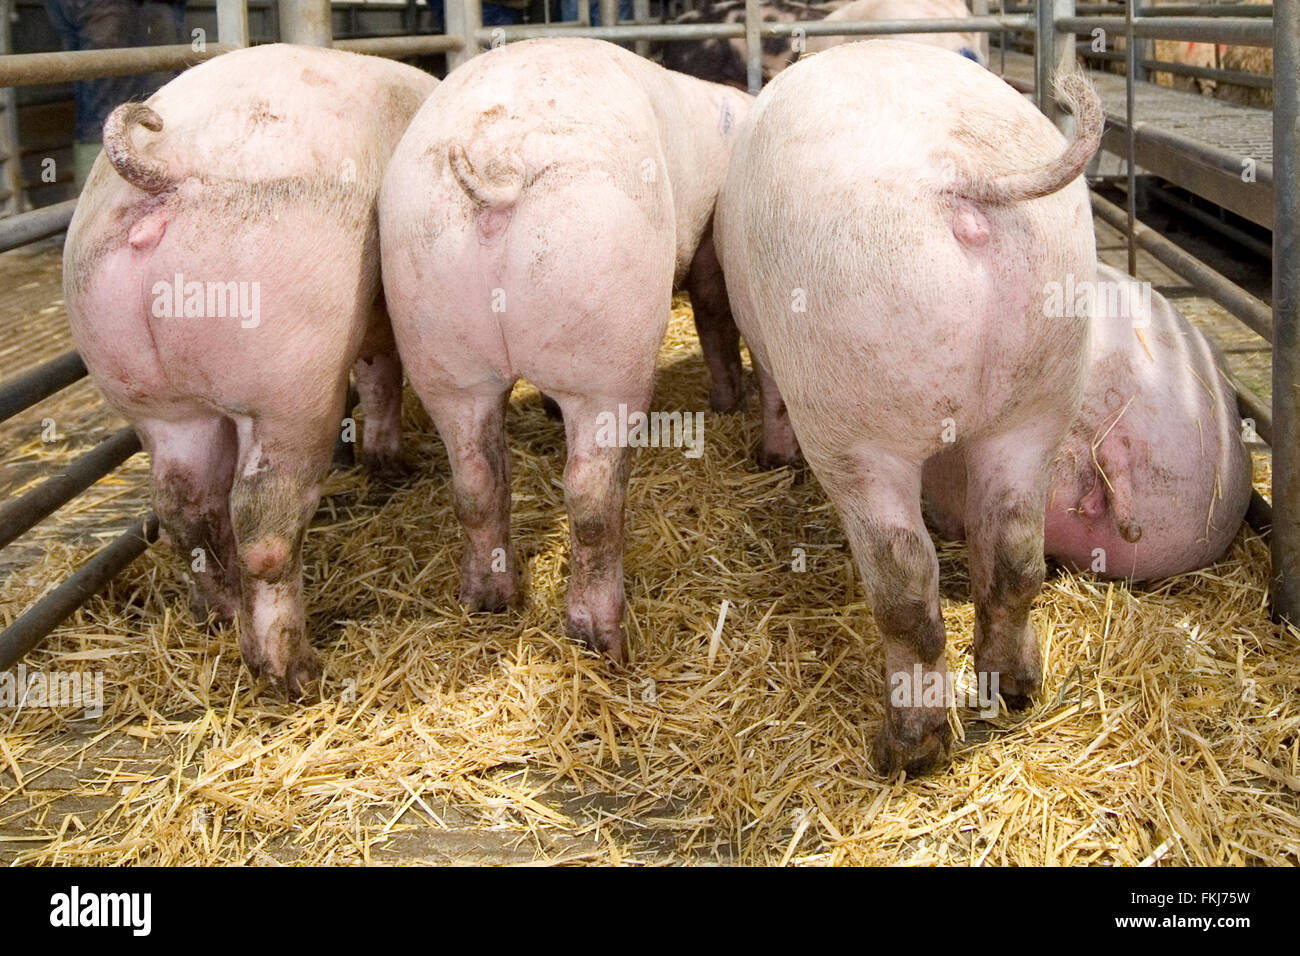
top-left (1, 267), bottom-right (1297, 865)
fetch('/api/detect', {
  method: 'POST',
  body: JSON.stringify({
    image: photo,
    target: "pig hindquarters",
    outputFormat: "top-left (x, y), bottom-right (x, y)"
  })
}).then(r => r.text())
top-left (715, 42), bottom-right (1103, 774)
top-left (380, 38), bottom-right (751, 664)
top-left (63, 44), bottom-right (436, 695)
top-left (923, 263), bottom-right (1253, 580)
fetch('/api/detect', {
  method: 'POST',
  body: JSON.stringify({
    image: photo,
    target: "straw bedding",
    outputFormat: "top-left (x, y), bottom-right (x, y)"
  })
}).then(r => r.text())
top-left (0, 233), bottom-right (1296, 864)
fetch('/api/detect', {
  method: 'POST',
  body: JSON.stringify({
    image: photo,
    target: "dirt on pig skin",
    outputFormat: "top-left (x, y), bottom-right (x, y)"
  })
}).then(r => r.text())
top-left (380, 39), bottom-right (753, 666)
top-left (63, 44), bottom-right (437, 694)
top-left (715, 42), bottom-right (1103, 775)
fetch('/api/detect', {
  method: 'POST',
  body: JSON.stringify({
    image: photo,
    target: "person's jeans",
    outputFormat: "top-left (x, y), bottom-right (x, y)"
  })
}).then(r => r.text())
top-left (44, 0), bottom-right (143, 144)
top-left (559, 0), bottom-right (636, 24)
top-left (424, 0), bottom-right (524, 31)
top-left (44, 0), bottom-right (186, 144)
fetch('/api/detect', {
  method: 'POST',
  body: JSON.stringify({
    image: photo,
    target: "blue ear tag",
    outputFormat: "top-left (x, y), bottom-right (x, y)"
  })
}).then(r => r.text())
top-left (958, 47), bottom-right (983, 64)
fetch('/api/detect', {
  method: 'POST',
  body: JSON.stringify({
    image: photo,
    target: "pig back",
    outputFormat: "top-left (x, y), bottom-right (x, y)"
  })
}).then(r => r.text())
top-left (145, 44), bottom-right (434, 197)
top-left (384, 40), bottom-right (679, 257)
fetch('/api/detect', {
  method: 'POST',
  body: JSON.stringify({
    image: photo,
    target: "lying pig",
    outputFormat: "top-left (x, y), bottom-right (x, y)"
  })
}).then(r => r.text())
top-left (64, 44), bottom-right (436, 695)
top-left (715, 42), bottom-right (1103, 774)
top-left (379, 38), bottom-right (752, 663)
top-left (923, 263), bottom-right (1253, 580)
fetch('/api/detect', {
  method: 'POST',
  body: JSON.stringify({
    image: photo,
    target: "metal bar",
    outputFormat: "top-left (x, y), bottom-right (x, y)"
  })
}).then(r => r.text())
top-left (1077, 46), bottom-right (1275, 89)
top-left (1056, 17), bottom-right (1273, 47)
top-left (1272, 0), bottom-right (1300, 623)
top-left (0, 427), bottom-right (141, 552)
top-left (217, 0), bottom-right (251, 46)
top-left (489, 22), bottom-right (743, 41)
top-left (770, 16), bottom-right (1033, 37)
top-left (1135, 4), bottom-right (1273, 15)
top-left (1145, 183), bottom-right (1272, 260)
top-left (334, 35), bottom-right (464, 55)
top-left (0, 199), bottom-right (74, 254)
top-left (1229, 370), bottom-right (1272, 445)
top-left (0, 0), bottom-right (23, 217)
top-left (1125, 0), bottom-right (1138, 275)
top-left (278, 0), bottom-right (332, 45)
top-left (1133, 126), bottom-right (1273, 190)
top-left (599, 0), bottom-right (618, 31)
top-left (1056, 0), bottom-right (1080, 134)
top-left (633, 0), bottom-right (651, 57)
top-left (483, 16), bottom-right (1034, 44)
top-left (446, 0), bottom-right (468, 67)
top-left (464, 0), bottom-right (484, 60)
top-left (0, 44), bottom-right (234, 89)
top-left (1007, 3), bottom-right (1273, 13)
top-left (972, 0), bottom-right (990, 62)
top-left (0, 514), bottom-right (159, 672)
top-left (0, 352), bottom-right (87, 425)
top-left (999, 0), bottom-right (1006, 76)
top-left (1090, 191), bottom-right (1273, 341)
top-left (745, 0), bottom-right (761, 95)
top-left (1035, 0), bottom-right (1055, 118)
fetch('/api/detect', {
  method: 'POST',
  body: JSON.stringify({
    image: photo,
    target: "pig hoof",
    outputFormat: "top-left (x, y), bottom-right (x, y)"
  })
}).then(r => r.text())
top-left (993, 673), bottom-right (1041, 711)
top-left (364, 452), bottom-right (414, 485)
top-left (460, 573), bottom-right (522, 613)
top-left (756, 446), bottom-right (802, 470)
top-left (976, 656), bottom-right (1041, 712)
top-left (709, 383), bottom-right (745, 415)
top-left (565, 615), bottom-right (627, 666)
top-left (873, 719), bottom-right (952, 777)
top-left (188, 587), bottom-right (238, 629)
top-left (285, 650), bottom-right (323, 701)
top-left (540, 394), bottom-right (563, 421)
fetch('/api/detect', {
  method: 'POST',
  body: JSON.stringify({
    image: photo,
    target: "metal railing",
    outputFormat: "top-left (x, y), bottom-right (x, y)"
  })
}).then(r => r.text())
top-left (0, 0), bottom-right (1295, 669)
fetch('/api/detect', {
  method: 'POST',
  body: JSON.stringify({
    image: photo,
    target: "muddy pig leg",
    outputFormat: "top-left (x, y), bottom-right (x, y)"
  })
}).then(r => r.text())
top-left (142, 416), bottom-right (241, 626)
top-left (427, 386), bottom-right (521, 613)
top-left (355, 308), bottom-right (409, 482)
top-left (555, 393), bottom-right (640, 665)
top-left (821, 448), bottom-right (950, 776)
top-left (228, 410), bottom-right (336, 698)
top-left (755, 362), bottom-right (802, 469)
top-left (686, 227), bottom-right (744, 414)
top-left (963, 426), bottom-right (1057, 709)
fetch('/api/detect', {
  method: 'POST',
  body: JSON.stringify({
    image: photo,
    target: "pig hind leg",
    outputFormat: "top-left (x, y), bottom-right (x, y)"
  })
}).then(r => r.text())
top-left (228, 411), bottom-right (336, 698)
top-left (755, 363), bottom-right (801, 468)
top-left (426, 387), bottom-right (521, 613)
top-left (686, 228), bottom-right (744, 414)
top-left (143, 416), bottom-right (240, 626)
top-left (963, 429), bottom-right (1054, 708)
top-left (354, 314), bottom-right (409, 482)
top-left (823, 449), bottom-right (949, 775)
top-left (555, 392), bottom-right (640, 665)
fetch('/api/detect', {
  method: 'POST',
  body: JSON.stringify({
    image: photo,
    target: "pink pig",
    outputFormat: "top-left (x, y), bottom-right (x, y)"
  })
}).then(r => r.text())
top-left (715, 42), bottom-right (1103, 774)
top-left (63, 44), bottom-right (436, 695)
top-left (923, 262), bottom-right (1253, 580)
top-left (379, 38), bottom-right (751, 663)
